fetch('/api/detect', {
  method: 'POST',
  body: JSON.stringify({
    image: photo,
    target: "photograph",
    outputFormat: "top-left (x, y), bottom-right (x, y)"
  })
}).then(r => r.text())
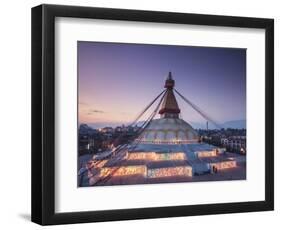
top-left (77, 41), bottom-right (247, 187)
top-left (30, 3), bottom-right (274, 225)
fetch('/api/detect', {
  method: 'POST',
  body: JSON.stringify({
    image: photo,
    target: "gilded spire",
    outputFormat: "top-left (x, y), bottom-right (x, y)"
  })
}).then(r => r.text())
top-left (159, 72), bottom-right (180, 118)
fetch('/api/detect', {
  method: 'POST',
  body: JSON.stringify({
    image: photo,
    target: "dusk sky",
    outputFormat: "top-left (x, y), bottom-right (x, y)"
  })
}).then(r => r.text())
top-left (78, 41), bottom-right (246, 129)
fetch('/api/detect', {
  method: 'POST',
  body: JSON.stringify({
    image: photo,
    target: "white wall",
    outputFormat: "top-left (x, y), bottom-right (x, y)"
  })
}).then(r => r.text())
top-left (0, 0), bottom-right (279, 228)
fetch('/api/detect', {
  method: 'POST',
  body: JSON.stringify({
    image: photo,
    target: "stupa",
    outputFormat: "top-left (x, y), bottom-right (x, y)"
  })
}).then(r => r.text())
top-left (136, 72), bottom-right (199, 145)
top-left (86, 72), bottom-right (238, 186)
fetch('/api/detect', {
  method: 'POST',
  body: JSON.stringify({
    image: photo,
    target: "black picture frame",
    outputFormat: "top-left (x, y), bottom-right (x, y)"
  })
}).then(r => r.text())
top-left (31, 4), bottom-right (274, 225)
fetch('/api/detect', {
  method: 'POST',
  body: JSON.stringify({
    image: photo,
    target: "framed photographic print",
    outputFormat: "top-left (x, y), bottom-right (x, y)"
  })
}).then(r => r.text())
top-left (31, 4), bottom-right (274, 225)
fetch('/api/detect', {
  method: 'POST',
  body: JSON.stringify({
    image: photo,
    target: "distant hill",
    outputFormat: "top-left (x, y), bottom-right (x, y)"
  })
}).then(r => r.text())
top-left (190, 119), bottom-right (246, 130)
top-left (86, 122), bottom-right (129, 129)
top-left (189, 122), bottom-right (209, 129)
top-left (222, 120), bottom-right (246, 129)
top-left (85, 119), bottom-right (246, 130)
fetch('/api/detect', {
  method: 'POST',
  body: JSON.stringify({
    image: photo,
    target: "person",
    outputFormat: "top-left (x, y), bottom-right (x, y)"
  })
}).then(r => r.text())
top-left (213, 166), bottom-right (218, 174)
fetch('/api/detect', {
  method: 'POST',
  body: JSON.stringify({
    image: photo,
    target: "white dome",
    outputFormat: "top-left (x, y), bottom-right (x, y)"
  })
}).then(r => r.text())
top-left (136, 118), bottom-right (199, 144)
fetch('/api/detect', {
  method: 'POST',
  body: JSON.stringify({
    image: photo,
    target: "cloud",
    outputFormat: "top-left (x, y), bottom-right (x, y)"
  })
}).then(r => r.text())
top-left (79, 102), bottom-right (88, 106)
top-left (87, 109), bottom-right (105, 115)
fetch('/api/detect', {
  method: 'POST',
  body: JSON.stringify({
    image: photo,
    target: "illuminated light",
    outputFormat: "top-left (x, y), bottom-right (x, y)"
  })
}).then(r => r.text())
top-left (99, 164), bottom-right (193, 178)
top-left (127, 152), bottom-right (186, 161)
top-left (87, 159), bottom-right (108, 169)
top-left (127, 152), bottom-right (155, 161)
top-left (147, 166), bottom-right (192, 178)
top-left (210, 161), bottom-right (237, 171)
top-left (197, 150), bottom-right (217, 158)
top-left (93, 159), bottom-right (108, 168)
top-left (99, 165), bottom-right (147, 177)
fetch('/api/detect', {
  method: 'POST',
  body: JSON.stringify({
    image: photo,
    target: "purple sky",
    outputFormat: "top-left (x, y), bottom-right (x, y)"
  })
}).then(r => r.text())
top-left (78, 41), bottom-right (246, 128)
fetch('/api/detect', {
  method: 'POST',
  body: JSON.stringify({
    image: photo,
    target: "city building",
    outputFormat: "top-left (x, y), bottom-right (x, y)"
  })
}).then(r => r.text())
top-left (221, 136), bottom-right (246, 154)
top-left (78, 124), bottom-right (97, 155)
